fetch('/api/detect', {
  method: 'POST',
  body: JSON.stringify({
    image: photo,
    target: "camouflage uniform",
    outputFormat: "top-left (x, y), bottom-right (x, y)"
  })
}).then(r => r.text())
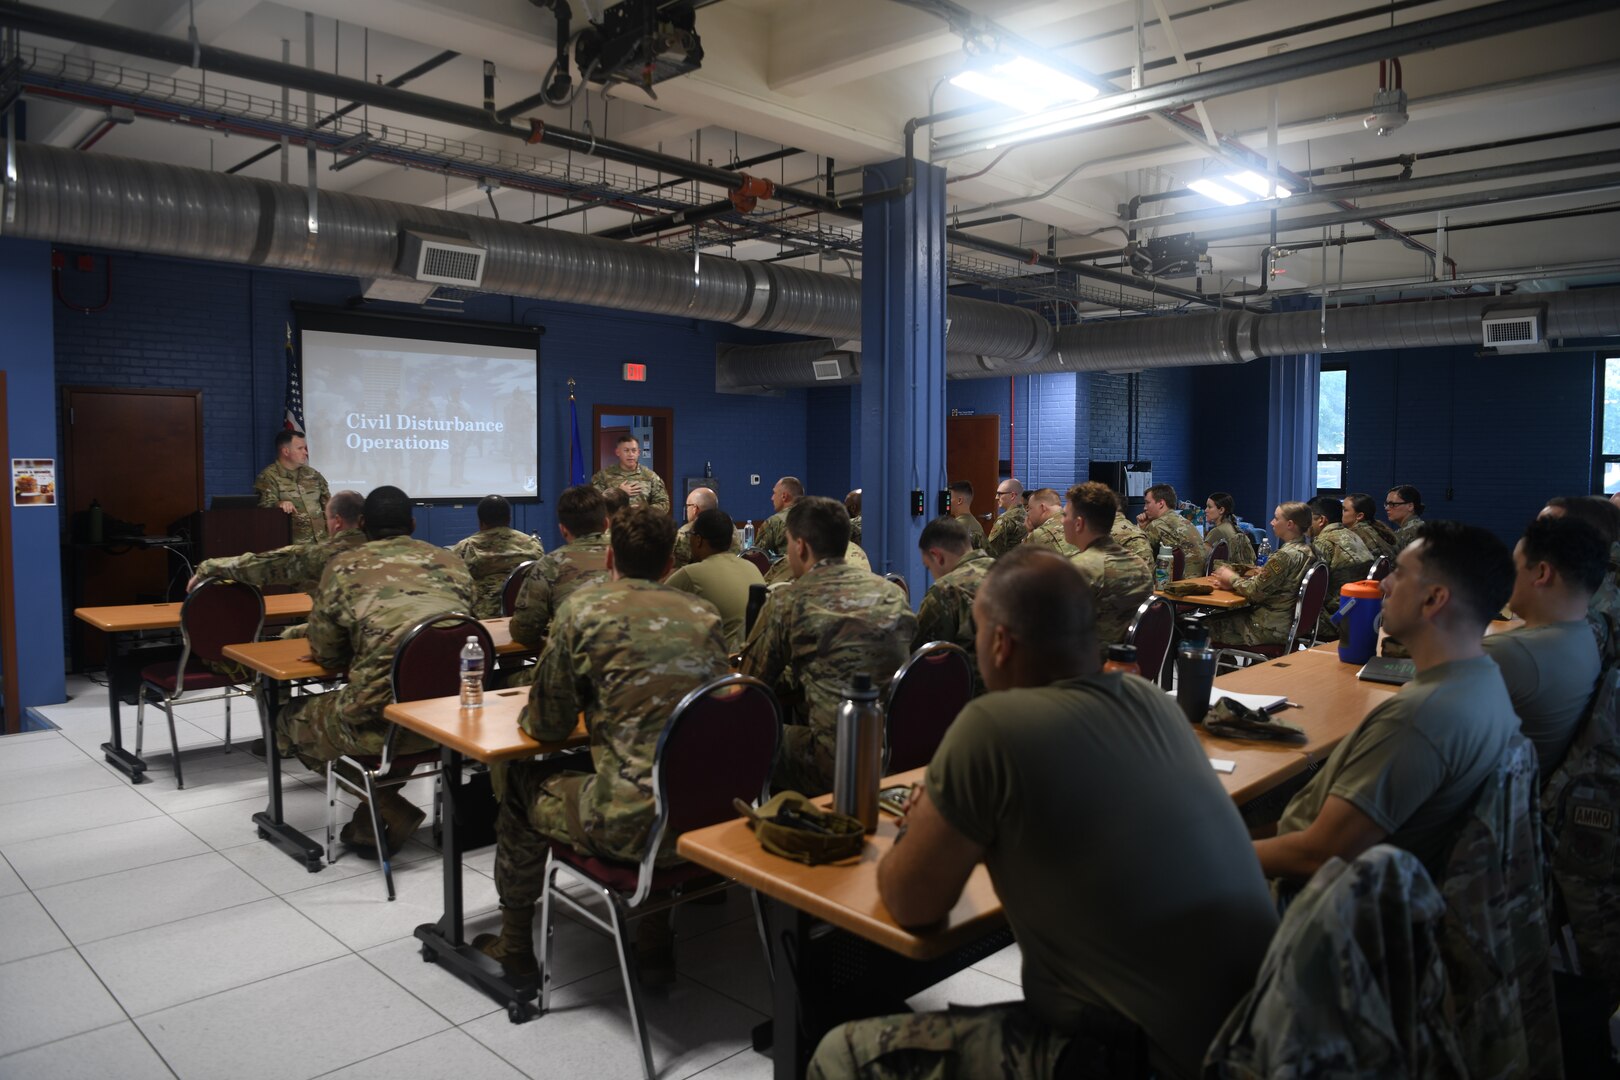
top-left (950, 512), bottom-right (986, 550)
top-left (914, 549), bottom-right (993, 695)
top-left (1207, 539), bottom-right (1317, 648)
top-left (1204, 519), bottom-right (1257, 566)
top-left (1111, 512), bottom-right (1154, 567)
top-left (1070, 539), bottom-right (1154, 658)
top-left (1393, 514), bottom-right (1425, 555)
top-left (254, 462), bottom-right (330, 544)
top-left (1352, 519), bottom-right (1397, 560)
top-left (1023, 515), bottom-right (1079, 558)
top-left (589, 463), bottom-right (669, 512)
top-left (984, 505), bottom-right (1027, 558)
top-left (508, 532), bottom-right (612, 653)
top-left (670, 521), bottom-right (742, 571)
top-left (1588, 541), bottom-right (1620, 666)
top-left (848, 515), bottom-right (862, 546)
top-left (755, 508), bottom-right (790, 560)
top-left (762, 541), bottom-right (872, 586)
top-left (1141, 510), bottom-right (1205, 578)
top-left (809, 1003), bottom-right (1080, 1080)
top-left (450, 526), bottom-right (545, 618)
top-left (1311, 523), bottom-right (1374, 641)
top-left (194, 527), bottom-right (366, 594)
top-left (492, 579), bottom-right (728, 890)
top-left (275, 536), bottom-right (475, 765)
top-left (740, 559), bottom-right (915, 796)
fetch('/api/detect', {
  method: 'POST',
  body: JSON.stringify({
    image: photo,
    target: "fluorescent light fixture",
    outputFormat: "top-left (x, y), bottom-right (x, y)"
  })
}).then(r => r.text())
top-left (1225, 170), bottom-right (1292, 199)
top-left (1187, 178), bottom-right (1248, 206)
top-left (950, 55), bottom-right (1099, 115)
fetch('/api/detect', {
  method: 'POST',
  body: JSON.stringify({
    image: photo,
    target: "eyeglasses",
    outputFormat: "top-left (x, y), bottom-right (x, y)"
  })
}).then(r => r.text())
top-left (995, 490), bottom-right (1016, 497)
top-left (1384, 500), bottom-right (1411, 507)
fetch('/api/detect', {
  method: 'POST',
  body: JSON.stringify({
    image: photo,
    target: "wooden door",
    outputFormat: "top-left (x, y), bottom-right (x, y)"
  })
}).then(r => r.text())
top-left (947, 414), bottom-right (1000, 530)
top-left (593, 405), bottom-right (675, 514)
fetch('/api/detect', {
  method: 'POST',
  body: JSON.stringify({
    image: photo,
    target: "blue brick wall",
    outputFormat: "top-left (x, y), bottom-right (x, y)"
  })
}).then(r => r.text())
top-left (805, 385), bottom-right (858, 499)
top-left (1088, 368), bottom-right (1195, 499)
top-left (1190, 360), bottom-right (1271, 524)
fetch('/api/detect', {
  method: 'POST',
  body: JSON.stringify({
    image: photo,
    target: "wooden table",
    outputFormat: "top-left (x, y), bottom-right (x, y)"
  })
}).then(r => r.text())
top-left (1155, 575), bottom-right (1251, 609)
top-left (1206, 646), bottom-right (1393, 768)
top-left (384, 690), bottom-right (588, 1023)
top-left (74, 593), bottom-right (313, 782)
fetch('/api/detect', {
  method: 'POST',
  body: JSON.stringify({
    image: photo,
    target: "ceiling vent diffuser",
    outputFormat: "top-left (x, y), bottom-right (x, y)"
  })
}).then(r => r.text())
top-left (1481, 307), bottom-right (1546, 353)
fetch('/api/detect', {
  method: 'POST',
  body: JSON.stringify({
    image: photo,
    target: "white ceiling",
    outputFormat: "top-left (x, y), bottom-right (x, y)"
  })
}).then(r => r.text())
top-left (15, 0), bottom-right (1620, 309)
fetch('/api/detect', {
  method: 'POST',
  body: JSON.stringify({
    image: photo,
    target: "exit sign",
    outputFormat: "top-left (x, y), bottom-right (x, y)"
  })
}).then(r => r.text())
top-left (622, 363), bottom-right (647, 382)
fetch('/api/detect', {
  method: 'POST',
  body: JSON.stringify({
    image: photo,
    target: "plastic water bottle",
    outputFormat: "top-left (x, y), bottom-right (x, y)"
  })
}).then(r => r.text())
top-left (1175, 620), bottom-right (1217, 724)
top-left (459, 636), bottom-right (485, 709)
top-left (1257, 536), bottom-right (1272, 565)
top-left (1154, 544), bottom-right (1173, 589)
top-left (743, 520), bottom-right (755, 550)
top-left (834, 674), bottom-right (883, 834)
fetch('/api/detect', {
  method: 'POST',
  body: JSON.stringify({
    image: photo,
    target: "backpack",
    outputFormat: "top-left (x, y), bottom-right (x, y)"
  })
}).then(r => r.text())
top-left (1540, 664), bottom-right (1620, 989)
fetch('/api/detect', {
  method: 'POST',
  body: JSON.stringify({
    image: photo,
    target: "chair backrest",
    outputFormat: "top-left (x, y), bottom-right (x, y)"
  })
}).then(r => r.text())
top-left (642, 674), bottom-right (781, 902)
top-left (1170, 545), bottom-right (1185, 581)
top-left (180, 577), bottom-right (265, 665)
top-left (883, 572), bottom-right (909, 600)
top-left (1285, 562), bottom-right (1331, 651)
top-left (390, 612), bottom-right (495, 704)
top-left (885, 641), bottom-right (974, 773)
top-left (1124, 596), bottom-right (1175, 683)
top-left (1368, 555), bottom-right (1393, 581)
top-left (501, 559), bottom-right (537, 617)
top-left (741, 548), bottom-right (771, 576)
top-left (1209, 538), bottom-right (1229, 566)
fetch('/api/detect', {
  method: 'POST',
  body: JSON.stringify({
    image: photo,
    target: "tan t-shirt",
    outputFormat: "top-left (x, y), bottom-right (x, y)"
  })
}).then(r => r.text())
top-left (1483, 620), bottom-right (1600, 781)
top-left (664, 552), bottom-right (766, 652)
top-left (1280, 654), bottom-right (1518, 874)
top-left (926, 673), bottom-right (1277, 1079)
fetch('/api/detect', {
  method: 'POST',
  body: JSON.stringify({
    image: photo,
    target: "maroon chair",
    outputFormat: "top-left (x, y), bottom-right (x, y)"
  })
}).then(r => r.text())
top-left (327, 611), bottom-right (494, 900)
top-left (741, 548), bottom-right (771, 576)
top-left (1209, 538), bottom-right (1230, 566)
top-left (1124, 596), bottom-right (1176, 684)
top-left (536, 674), bottom-right (781, 1080)
top-left (1171, 545), bottom-right (1186, 581)
top-left (500, 559), bottom-right (537, 617)
top-left (885, 641), bottom-right (974, 774)
top-left (883, 572), bottom-right (909, 600)
top-left (1215, 561), bottom-right (1331, 669)
top-left (137, 577), bottom-right (264, 789)
top-left (1368, 555), bottom-right (1394, 581)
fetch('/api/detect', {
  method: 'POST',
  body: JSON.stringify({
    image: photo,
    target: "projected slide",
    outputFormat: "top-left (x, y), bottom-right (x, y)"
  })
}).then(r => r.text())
top-left (301, 327), bottom-right (539, 502)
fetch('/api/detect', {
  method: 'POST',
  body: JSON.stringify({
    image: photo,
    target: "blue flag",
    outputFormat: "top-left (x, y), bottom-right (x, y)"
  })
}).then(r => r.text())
top-left (568, 393), bottom-right (585, 487)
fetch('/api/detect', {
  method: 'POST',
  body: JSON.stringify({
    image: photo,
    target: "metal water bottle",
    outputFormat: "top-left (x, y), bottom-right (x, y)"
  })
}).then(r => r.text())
top-left (834, 673), bottom-right (883, 833)
top-left (1175, 619), bottom-right (1216, 725)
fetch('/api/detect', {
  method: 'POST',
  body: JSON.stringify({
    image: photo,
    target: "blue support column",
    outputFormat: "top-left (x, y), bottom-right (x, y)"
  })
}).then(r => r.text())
top-left (859, 158), bottom-right (947, 603)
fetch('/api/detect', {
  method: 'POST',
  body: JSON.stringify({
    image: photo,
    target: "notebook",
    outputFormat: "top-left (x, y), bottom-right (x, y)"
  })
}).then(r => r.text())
top-left (1357, 656), bottom-right (1415, 685)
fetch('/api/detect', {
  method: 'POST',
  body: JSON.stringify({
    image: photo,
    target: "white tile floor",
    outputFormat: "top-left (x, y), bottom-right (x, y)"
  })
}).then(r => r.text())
top-left (0, 677), bottom-right (1024, 1079)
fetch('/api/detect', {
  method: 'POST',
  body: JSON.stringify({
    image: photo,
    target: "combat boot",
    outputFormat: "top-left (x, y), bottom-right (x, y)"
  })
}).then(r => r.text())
top-left (373, 788), bottom-right (426, 856)
top-left (473, 904), bottom-right (539, 979)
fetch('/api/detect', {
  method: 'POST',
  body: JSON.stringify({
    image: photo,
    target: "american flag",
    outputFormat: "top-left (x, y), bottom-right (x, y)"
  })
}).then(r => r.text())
top-left (283, 322), bottom-right (305, 432)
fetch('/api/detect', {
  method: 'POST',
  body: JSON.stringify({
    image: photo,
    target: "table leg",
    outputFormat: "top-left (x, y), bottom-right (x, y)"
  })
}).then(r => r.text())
top-left (767, 899), bottom-right (811, 1080)
top-left (250, 674), bottom-right (323, 872)
top-left (100, 631), bottom-right (149, 783)
top-left (415, 744), bottom-right (538, 1023)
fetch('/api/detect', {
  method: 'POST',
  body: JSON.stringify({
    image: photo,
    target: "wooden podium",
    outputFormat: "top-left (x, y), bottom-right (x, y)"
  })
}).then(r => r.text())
top-left (188, 506), bottom-right (293, 562)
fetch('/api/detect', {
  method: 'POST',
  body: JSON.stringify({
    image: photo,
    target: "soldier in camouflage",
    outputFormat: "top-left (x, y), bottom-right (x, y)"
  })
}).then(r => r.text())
top-left (1343, 493), bottom-right (1397, 559)
top-left (275, 486), bottom-right (475, 854)
top-left (1386, 485), bottom-right (1425, 554)
top-left (507, 485), bottom-right (613, 670)
top-left (255, 429), bottom-right (330, 544)
top-left (1021, 488), bottom-right (1080, 557)
top-left (477, 504), bottom-right (728, 980)
top-left (1308, 495), bottom-right (1374, 641)
top-left (762, 536), bottom-right (871, 585)
top-left (740, 497), bottom-right (915, 796)
top-left (450, 495), bottom-right (545, 618)
top-left (945, 480), bottom-right (986, 550)
top-left (1539, 495), bottom-right (1620, 665)
top-left (590, 433), bottom-right (670, 512)
top-left (754, 476), bottom-right (802, 560)
top-left (985, 479), bottom-right (1027, 557)
top-left (670, 486), bottom-right (741, 570)
top-left (915, 517), bottom-right (993, 695)
top-left (1065, 483), bottom-right (1155, 658)
top-left (1208, 502), bottom-right (1319, 648)
top-left (845, 489), bottom-right (862, 546)
top-left (189, 489), bottom-right (365, 608)
top-left (1110, 500), bottom-right (1155, 567)
top-left (1203, 492), bottom-right (1257, 566)
top-left (1136, 483), bottom-right (1205, 578)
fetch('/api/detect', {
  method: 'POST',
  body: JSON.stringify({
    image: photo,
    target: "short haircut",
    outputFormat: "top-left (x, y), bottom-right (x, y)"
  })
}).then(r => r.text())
top-left (556, 484), bottom-right (607, 537)
top-left (949, 480), bottom-right (974, 500)
top-left (1345, 492), bottom-right (1378, 521)
top-left (776, 476), bottom-right (805, 498)
top-left (1521, 515), bottom-right (1609, 595)
top-left (1278, 501), bottom-right (1313, 535)
top-left (1389, 484), bottom-right (1425, 515)
top-left (1146, 483), bottom-right (1177, 505)
top-left (1410, 520), bottom-right (1514, 626)
top-left (1027, 487), bottom-right (1061, 508)
top-left (601, 488), bottom-right (630, 517)
top-left (692, 507), bottom-right (734, 551)
top-left (1207, 492), bottom-right (1236, 518)
top-left (274, 429), bottom-right (304, 450)
top-left (615, 433), bottom-right (639, 448)
top-left (918, 516), bottom-right (971, 555)
top-left (785, 495), bottom-right (849, 560)
top-left (688, 487), bottom-right (718, 512)
top-left (362, 485), bottom-right (412, 539)
top-left (610, 505), bottom-right (676, 580)
top-left (1546, 495), bottom-right (1620, 546)
top-left (477, 494), bottom-right (512, 528)
top-left (327, 490), bottom-right (364, 525)
top-left (1065, 481), bottom-right (1115, 534)
top-left (979, 546), bottom-right (1097, 667)
top-left (999, 478), bottom-right (1024, 495)
top-left (844, 489), bottom-right (862, 518)
top-left (1308, 495), bottom-right (1342, 521)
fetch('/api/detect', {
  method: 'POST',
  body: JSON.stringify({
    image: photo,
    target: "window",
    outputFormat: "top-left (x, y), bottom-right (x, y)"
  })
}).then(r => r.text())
top-left (1317, 365), bottom-right (1347, 493)
top-left (1600, 358), bottom-right (1620, 494)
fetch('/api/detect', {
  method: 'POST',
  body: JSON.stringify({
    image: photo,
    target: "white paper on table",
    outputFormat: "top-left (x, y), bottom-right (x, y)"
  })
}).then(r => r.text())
top-left (1208, 688), bottom-right (1288, 712)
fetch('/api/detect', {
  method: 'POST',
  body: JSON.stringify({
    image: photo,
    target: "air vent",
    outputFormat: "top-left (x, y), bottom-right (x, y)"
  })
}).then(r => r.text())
top-left (1481, 307), bottom-right (1545, 352)
top-left (398, 229), bottom-right (486, 288)
top-left (812, 358), bottom-right (844, 381)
